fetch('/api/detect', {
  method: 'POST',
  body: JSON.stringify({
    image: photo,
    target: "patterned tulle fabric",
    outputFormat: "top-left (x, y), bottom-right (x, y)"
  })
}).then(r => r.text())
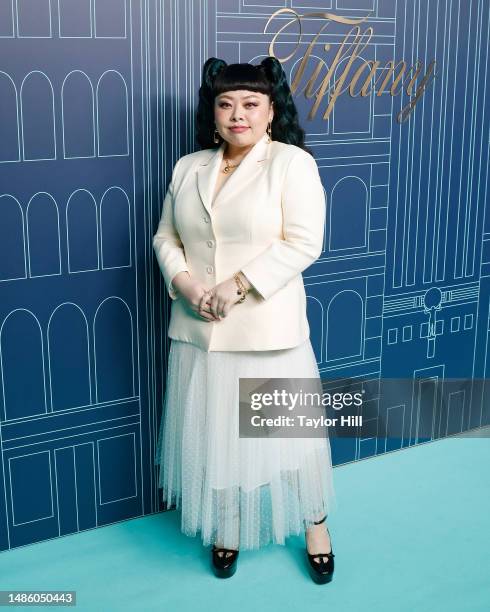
top-left (155, 338), bottom-right (337, 551)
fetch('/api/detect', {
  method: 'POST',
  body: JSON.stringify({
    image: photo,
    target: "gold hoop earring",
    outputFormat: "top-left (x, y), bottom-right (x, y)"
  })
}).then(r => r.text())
top-left (213, 129), bottom-right (220, 144)
top-left (266, 121), bottom-right (272, 142)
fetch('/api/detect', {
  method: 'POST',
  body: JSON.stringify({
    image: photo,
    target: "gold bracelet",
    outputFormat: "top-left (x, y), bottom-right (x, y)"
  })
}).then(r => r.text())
top-left (233, 273), bottom-right (248, 303)
top-left (237, 272), bottom-right (250, 295)
top-left (233, 274), bottom-right (246, 303)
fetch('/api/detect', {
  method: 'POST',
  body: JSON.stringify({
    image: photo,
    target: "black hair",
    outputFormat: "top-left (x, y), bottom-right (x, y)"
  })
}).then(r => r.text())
top-left (196, 56), bottom-right (313, 155)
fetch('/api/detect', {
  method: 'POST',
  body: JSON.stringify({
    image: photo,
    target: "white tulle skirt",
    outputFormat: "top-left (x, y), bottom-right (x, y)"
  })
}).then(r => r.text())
top-left (155, 337), bottom-right (337, 551)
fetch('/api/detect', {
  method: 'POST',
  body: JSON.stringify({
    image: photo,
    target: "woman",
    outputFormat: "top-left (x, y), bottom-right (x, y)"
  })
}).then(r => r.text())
top-left (153, 56), bottom-right (337, 583)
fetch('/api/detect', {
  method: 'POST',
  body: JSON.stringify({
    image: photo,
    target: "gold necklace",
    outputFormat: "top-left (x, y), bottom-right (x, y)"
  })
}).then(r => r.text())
top-left (223, 158), bottom-right (240, 174)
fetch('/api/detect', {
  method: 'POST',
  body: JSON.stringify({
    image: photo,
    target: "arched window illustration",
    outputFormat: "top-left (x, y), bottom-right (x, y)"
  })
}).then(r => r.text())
top-left (17, 0), bottom-right (52, 37)
top-left (307, 296), bottom-right (324, 364)
top-left (96, 71), bottom-right (129, 156)
top-left (20, 71), bottom-right (56, 161)
top-left (48, 304), bottom-right (91, 411)
top-left (329, 176), bottom-right (368, 251)
top-left (0, 310), bottom-right (46, 420)
top-left (94, 0), bottom-right (126, 38)
top-left (27, 193), bottom-right (61, 277)
top-left (59, 0), bottom-right (92, 38)
top-left (0, 195), bottom-right (25, 280)
top-left (66, 189), bottom-right (99, 272)
top-left (100, 187), bottom-right (131, 268)
top-left (0, 72), bottom-right (20, 162)
top-left (93, 297), bottom-right (134, 403)
top-left (326, 290), bottom-right (364, 361)
top-left (62, 71), bottom-right (95, 158)
top-left (332, 55), bottom-right (371, 135)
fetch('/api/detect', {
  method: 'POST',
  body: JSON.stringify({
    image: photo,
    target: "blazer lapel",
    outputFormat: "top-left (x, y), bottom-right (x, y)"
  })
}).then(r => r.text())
top-left (196, 132), bottom-right (271, 215)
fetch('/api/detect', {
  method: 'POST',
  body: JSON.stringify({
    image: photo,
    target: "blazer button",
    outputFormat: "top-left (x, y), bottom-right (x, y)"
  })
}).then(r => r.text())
top-left (207, 240), bottom-right (214, 248)
top-left (206, 266), bottom-right (213, 274)
top-left (203, 216), bottom-right (210, 223)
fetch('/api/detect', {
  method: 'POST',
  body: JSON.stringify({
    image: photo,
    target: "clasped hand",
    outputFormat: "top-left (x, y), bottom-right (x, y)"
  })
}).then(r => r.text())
top-left (177, 276), bottom-right (243, 322)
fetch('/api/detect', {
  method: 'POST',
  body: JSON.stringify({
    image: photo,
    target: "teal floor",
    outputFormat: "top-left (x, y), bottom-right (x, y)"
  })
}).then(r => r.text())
top-left (1, 433), bottom-right (488, 612)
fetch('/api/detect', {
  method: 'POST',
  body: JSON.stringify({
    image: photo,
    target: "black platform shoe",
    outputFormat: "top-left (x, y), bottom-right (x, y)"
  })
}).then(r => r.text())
top-left (211, 545), bottom-right (239, 578)
top-left (305, 515), bottom-right (335, 584)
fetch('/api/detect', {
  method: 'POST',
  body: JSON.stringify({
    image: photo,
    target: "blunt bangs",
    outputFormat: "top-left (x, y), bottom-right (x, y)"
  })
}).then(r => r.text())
top-left (212, 63), bottom-right (272, 99)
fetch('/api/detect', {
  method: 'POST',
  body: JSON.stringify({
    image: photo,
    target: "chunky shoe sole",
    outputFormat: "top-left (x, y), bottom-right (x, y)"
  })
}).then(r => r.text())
top-left (306, 560), bottom-right (334, 584)
top-left (305, 515), bottom-right (335, 585)
top-left (211, 545), bottom-right (239, 578)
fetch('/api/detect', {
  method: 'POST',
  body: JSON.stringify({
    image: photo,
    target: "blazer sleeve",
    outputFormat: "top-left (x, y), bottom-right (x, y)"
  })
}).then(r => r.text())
top-left (153, 157), bottom-right (190, 300)
top-left (240, 150), bottom-right (326, 300)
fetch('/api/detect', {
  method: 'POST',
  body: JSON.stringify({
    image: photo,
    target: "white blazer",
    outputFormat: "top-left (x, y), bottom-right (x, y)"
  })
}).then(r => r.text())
top-left (153, 132), bottom-right (326, 352)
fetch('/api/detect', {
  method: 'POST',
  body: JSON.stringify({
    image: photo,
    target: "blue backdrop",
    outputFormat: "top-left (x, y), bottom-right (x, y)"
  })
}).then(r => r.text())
top-left (0, 0), bottom-right (488, 552)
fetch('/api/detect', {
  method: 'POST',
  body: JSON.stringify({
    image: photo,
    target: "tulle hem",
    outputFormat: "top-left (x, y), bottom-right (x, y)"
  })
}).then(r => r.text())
top-left (155, 338), bottom-right (337, 551)
top-left (157, 445), bottom-right (338, 551)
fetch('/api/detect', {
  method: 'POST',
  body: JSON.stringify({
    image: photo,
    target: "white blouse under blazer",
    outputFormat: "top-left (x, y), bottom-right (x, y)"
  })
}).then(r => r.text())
top-left (153, 132), bottom-right (326, 352)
